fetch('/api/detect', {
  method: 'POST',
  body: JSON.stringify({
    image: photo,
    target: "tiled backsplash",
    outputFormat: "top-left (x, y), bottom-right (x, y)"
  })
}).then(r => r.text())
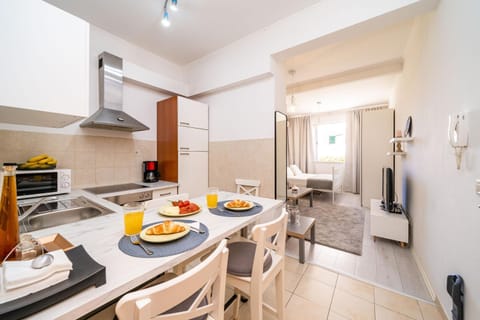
top-left (209, 138), bottom-right (274, 198)
top-left (0, 130), bottom-right (156, 188)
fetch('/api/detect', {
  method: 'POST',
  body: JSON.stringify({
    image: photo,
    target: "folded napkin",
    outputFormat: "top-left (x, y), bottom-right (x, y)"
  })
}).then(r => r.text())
top-left (2, 249), bottom-right (72, 291)
top-left (0, 270), bottom-right (70, 304)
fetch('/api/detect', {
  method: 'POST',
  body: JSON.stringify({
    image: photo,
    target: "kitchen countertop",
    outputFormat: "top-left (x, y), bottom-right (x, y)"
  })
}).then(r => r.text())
top-left (13, 191), bottom-right (283, 319)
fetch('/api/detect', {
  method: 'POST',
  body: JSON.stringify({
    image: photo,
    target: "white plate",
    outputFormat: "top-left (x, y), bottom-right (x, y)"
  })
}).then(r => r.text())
top-left (140, 222), bottom-right (190, 243)
top-left (158, 204), bottom-right (202, 217)
top-left (223, 200), bottom-right (254, 211)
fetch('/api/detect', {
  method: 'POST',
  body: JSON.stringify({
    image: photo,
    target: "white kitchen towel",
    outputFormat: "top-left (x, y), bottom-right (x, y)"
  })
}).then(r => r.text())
top-left (2, 249), bottom-right (72, 290)
top-left (0, 270), bottom-right (70, 303)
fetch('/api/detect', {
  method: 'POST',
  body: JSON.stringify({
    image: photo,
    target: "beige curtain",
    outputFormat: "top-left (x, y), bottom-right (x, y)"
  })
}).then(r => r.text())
top-left (343, 110), bottom-right (361, 193)
top-left (287, 115), bottom-right (314, 173)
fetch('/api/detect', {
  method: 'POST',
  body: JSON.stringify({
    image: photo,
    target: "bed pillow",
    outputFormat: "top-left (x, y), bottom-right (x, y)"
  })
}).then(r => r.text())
top-left (287, 167), bottom-right (294, 177)
top-left (290, 164), bottom-right (303, 176)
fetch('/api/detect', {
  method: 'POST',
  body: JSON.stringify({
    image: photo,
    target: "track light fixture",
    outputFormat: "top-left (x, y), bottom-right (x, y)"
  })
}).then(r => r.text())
top-left (162, 0), bottom-right (178, 27)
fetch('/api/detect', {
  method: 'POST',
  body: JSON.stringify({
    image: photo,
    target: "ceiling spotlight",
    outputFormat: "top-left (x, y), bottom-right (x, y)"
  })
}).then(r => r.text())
top-left (161, 10), bottom-right (171, 27)
top-left (170, 0), bottom-right (178, 11)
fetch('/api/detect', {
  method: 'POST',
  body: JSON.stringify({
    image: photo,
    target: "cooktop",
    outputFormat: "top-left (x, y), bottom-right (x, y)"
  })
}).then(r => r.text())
top-left (83, 183), bottom-right (148, 195)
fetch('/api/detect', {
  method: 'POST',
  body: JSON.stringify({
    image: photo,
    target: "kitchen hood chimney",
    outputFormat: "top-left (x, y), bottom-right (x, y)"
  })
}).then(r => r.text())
top-left (80, 52), bottom-right (149, 132)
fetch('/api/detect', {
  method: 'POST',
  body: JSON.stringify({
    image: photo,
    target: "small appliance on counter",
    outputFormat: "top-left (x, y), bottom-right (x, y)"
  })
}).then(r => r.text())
top-left (142, 161), bottom-right (159, 183)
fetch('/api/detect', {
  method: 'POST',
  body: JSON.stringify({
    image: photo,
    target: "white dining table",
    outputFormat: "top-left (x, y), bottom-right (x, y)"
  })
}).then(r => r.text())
top-left (13, 191), bottom-right (283, 320)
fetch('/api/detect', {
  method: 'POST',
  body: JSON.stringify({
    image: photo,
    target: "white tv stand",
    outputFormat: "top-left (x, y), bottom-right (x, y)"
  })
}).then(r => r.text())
top-left (370, 199), bottom-right (409, 247)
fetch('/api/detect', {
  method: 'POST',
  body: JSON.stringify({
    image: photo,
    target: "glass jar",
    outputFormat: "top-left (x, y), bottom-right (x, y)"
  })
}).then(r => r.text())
top-left (0, 163), bottom-right (19, 262)
top-left (286, 202), bottom-right (300, 225)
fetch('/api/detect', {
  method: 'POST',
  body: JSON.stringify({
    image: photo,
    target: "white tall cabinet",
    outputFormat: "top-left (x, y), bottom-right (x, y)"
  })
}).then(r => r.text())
top-left (361, 108), bottom-right (394, 207)
top-left (0, 0), bottom-right (89, 127)
top-left (157, 97), bottom-right (209, 198)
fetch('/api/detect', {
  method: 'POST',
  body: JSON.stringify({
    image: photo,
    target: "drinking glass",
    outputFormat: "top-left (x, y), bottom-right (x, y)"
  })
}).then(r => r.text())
top-left (286, 203), bottom-right (300, 224)
top-left (206, 187), bottom-right (219, 209)
top-left (123, 202), bottom-right (145, 236)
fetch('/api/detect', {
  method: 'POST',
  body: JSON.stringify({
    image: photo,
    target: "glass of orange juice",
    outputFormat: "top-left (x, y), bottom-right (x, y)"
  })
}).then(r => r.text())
top-left (122, 202), bottom-right (144, 235)
top-left (206, 187), bottom-right (219, 209)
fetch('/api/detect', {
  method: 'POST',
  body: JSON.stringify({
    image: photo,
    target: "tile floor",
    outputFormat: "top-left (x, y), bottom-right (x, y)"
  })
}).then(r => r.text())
top-left (287, 192), bottom-right (432, 301)
top-left (226, 256), bottom-right (446, 320)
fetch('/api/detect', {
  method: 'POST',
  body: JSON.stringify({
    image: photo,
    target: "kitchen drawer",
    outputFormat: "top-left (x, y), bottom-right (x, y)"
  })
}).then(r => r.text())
top-left (152, 187), bottom-right (178, 199)
top-left (178, 126), bottom-right (208, 151)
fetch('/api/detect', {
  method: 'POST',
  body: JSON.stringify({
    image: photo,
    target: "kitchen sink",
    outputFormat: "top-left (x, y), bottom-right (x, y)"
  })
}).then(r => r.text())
top-left (18, 196), bottom-right (115, 232)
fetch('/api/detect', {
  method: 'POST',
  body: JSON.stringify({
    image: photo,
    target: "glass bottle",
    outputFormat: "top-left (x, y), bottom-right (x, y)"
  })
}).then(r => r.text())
top-left (0, 163), bottom-right (19, 262)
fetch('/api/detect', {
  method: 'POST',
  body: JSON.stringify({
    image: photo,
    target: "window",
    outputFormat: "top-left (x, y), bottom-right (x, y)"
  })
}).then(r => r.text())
top-left (313, 122), bottom-right (345, 162)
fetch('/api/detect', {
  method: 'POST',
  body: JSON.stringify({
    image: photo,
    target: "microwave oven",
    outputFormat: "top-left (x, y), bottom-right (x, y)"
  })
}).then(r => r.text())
top-left (16, 169), bottom-right (71, 199)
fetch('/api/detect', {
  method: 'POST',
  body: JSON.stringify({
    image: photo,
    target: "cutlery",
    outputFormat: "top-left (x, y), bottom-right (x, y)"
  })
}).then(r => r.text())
top-left (130, 235), bottom-right (153, 255)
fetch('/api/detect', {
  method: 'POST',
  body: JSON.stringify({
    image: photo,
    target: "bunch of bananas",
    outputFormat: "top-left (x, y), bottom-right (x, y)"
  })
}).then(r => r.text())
top-left (18, 154), bottom-right (57, 170)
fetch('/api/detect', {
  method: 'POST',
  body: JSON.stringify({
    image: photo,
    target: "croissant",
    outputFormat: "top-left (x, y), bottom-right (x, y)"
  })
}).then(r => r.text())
top-left (146, 220), bottom-right (186, 235)
top-left (226, 199), bottom-right (251, 208)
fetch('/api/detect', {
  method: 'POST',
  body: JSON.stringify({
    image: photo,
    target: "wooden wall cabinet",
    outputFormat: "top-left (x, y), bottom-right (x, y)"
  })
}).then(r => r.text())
top-left (157, 96), bottom-right (209, 198)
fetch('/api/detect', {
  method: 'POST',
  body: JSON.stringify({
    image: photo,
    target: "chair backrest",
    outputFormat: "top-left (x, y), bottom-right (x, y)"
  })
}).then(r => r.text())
top-left (235, 179), bottom-right (261, 196)
top-left (250, 211), bottom-right (288, 281)
top-left (116, 239), bottom-right (229, 320)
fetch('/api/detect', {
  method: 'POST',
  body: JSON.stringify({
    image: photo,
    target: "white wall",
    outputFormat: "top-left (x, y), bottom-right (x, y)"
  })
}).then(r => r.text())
top-left (186, 0), bottom-right (437, 96)
top-left (392, 0), bottom-right (480, 317)
top-left (196, 77), bottom-right (276, 142)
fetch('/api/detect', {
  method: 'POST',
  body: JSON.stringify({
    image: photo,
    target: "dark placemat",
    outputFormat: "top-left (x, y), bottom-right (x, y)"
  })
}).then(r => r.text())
top-left (0, 245), bottom-right (106, 320)
top-left (209, 201), bottom-right (263, 217)
top-left (118, 220), bottom-right (209, 258)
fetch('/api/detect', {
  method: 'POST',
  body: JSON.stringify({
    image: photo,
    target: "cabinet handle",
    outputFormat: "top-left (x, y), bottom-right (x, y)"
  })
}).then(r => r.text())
top-left (179, 121), bottom-right (190, 126)
top-left (179, 147), bottom-right (190, 150)
top-left (159, 192), bottom-right (172, 196)
top-left (180, 152), bottom-right (190, 156)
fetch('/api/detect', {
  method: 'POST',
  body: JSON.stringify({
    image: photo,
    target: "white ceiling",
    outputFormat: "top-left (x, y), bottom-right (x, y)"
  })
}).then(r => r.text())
top-left (44, 0), bottom-right (413, 115)
top-left (44, 0), bottom-right (322, 65)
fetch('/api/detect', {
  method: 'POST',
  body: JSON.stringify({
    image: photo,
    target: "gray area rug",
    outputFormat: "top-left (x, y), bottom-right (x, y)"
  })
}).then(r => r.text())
top-left (297, 193), bottom-right (364, 255)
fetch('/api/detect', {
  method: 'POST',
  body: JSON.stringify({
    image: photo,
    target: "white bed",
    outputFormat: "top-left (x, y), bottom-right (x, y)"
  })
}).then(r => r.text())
top-left (287, 164), bottom-right (342, 203)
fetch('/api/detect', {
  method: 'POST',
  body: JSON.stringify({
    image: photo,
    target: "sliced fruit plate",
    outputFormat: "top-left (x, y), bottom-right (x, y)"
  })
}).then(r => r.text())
top-left (158, 200), bottom-right (202, 217)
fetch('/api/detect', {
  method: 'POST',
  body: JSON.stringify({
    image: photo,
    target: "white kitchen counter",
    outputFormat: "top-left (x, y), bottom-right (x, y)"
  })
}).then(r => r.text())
top-left (14, 192), bottom-right (283, 319)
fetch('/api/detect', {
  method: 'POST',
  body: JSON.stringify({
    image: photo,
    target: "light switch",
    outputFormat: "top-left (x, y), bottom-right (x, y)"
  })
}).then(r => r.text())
top-left (476, 179), bottom-right (480, 194)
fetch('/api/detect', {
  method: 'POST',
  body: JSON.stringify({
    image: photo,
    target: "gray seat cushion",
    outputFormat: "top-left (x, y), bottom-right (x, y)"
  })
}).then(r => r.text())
top-left (162, 289), bottom-right (208, 320)
top-left (227, 241), bottom-right (273, 277)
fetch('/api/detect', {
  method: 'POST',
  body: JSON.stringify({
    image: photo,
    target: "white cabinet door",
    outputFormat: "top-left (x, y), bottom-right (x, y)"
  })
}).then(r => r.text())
top-left (178, 127), bottom-right (208, 151)
top-left (178, 152), bottom-right (208, 198)
top-left (0, 1), bottom-right (89, 127)
top-left (177, 97), bottom-right (208, 129)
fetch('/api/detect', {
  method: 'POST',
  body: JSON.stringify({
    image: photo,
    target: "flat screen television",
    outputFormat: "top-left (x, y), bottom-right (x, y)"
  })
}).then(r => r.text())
top-left (382, 167), bottom-right (395, 212)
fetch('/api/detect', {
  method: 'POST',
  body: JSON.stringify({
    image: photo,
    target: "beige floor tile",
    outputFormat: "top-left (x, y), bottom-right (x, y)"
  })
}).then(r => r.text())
top-left (327, 311), bottom-right (349, 319)
top-left (303, 264), bottom-right (338, 287)
top-left (294, 276), bottom-right (335, 306)
top-left (375, 287), bottom-right (422, 320)
top-left (286, 294), bottom-right (330, 320)
top-left (418, 300), bottom-right (446, 320)
top-left (336, 275), bottom-right (374, 303)
top-left (375, 305), bottom-right (416, 320)
top-left (285, 269), bottom-right (302, 292)
top-left (285, 256), bottom-right (308, 275)
top-left (330, 289), bottom-right (374, 320)
top-left (236, 298), bottom-right (281, 320)
top-left (263, 284), bottom-right (292, 309)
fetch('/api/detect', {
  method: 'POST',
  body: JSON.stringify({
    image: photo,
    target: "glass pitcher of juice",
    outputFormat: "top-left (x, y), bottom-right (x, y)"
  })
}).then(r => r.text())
top-left (0, 163), bottom-right (20, 262)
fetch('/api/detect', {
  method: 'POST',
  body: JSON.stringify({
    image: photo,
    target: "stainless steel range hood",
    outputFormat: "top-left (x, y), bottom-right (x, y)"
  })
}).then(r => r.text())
top-left (80, 52), bottom-right (149, 132)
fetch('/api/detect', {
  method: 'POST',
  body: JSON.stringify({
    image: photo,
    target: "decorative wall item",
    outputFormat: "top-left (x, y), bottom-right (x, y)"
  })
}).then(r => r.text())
top-left (448, 113), bottom-right (469, 170)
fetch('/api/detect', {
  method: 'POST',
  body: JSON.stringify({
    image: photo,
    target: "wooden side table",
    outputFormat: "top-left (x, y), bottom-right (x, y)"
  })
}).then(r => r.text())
top-left (287, 187), bottom-right (313, 207)
top-left (286, 215), bottom-right (316, 264)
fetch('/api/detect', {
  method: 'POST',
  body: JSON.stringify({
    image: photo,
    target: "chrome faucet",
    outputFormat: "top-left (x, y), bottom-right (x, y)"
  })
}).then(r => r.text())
top-left (18, 197), bottom-right (56, 222)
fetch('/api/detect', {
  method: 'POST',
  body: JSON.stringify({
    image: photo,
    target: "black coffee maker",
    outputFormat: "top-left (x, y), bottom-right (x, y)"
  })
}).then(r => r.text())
top-left (143, 161), bottom-right (159, 183)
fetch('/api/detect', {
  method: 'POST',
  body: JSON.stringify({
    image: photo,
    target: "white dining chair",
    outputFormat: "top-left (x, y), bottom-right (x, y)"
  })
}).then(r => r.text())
top-left (115, 239), bottom-right (229, 320)
top-left (235, 179), bottom-right (261, 196)
top-left (226, 211), bottom-right (288, 320)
